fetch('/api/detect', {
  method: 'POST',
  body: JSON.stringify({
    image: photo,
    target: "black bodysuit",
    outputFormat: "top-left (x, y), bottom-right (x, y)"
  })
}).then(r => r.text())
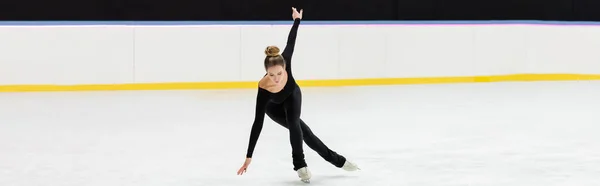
top-left (245, 18), bottom-right (347, 171)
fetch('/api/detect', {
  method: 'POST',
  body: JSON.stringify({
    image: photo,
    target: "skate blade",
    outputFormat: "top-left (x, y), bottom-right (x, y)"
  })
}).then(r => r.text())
top-left (301, 179), bottom-right (310, 183)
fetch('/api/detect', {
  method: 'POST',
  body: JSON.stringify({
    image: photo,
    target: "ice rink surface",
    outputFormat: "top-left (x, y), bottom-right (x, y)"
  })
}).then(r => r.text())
top-left (1, 81), bottom-right (600, 186)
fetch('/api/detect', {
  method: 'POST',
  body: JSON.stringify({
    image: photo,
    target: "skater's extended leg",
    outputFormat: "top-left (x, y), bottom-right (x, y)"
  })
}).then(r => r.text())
top-left (299, 122), bottom-right (347, 168)
top-left (266, 96), bottom-right (346, 168)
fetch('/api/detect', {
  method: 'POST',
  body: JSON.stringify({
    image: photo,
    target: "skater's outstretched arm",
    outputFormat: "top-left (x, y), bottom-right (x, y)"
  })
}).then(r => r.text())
top-left (282, 7), bottom-right (302, 71)
top-left (245, 88), bottom-right (269, 158)
top-left (238, 88), bottom-right (268, 175)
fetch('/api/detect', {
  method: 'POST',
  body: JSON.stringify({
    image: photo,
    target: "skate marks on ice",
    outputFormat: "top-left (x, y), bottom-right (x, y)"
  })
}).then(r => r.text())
top-left (351, 132), bottom-right (600, 186)
top-left (278, 174), bottom-right (360, 186)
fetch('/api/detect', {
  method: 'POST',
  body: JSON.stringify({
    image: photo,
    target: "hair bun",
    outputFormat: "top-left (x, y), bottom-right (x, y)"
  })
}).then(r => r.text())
top-left (265, 46), bottom-right (280, 57)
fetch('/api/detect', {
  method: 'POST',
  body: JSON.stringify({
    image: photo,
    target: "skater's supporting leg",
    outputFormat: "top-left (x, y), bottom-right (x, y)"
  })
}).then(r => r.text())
top-left (266, 101), bottom-right (347, 168)
top-left (283, 89), bottom-right (307, 171)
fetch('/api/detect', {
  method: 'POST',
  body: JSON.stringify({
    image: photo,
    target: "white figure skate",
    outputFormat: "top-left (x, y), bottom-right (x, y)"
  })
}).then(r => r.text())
top-left (342, 160), bottom-right (360, 171)
top-left (296, 167), bottom-right (312, 183)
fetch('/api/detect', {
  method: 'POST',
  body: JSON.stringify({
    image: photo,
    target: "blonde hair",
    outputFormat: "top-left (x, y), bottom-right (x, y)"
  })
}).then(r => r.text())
top-left (264, 45), bottom-right (285, 70)
top-left (265, 46), bottom-right (281, 57)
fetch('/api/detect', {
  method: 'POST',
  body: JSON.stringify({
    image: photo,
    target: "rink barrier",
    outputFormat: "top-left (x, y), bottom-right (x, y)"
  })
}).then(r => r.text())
top-left (1, 74), bottom-right (600, 92)
top-left (2, 20), bottom-right (600, 92)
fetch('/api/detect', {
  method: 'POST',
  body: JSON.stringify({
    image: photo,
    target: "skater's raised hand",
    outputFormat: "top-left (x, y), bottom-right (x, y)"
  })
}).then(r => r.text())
top-left (237, 158), bottom-right (252, 175)
top-left (292, 7), bottom-right (303, 20)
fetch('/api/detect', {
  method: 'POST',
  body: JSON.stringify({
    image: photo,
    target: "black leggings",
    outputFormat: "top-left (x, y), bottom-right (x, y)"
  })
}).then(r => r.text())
top-left (266, 88), bottom-right (346, 171)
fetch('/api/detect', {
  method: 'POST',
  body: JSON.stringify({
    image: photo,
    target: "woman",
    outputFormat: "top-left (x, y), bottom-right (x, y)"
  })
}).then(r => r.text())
top-left (236, 7), bottom-right (359, 183)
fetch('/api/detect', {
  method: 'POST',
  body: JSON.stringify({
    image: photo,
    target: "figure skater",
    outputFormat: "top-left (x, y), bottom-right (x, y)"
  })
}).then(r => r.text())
top-left (236, 7), bottom-right (359, 183)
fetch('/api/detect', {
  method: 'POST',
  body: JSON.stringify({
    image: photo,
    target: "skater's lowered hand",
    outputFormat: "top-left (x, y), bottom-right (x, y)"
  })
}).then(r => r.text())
top-left (237, 158), bottom-right (252, 175)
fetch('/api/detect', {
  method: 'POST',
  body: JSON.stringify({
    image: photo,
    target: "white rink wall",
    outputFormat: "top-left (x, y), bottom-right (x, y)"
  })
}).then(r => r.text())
top-left (1, 21), bottom-right (600, 85)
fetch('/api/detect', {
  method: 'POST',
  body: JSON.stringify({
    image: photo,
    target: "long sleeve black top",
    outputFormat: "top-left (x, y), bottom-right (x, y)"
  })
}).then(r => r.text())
top-left (246, 18), bottom-right (301, 158)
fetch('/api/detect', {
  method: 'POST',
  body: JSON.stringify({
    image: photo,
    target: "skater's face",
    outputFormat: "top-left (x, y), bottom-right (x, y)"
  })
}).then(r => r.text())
top-left (266, 65), bottom-right (285, 84)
